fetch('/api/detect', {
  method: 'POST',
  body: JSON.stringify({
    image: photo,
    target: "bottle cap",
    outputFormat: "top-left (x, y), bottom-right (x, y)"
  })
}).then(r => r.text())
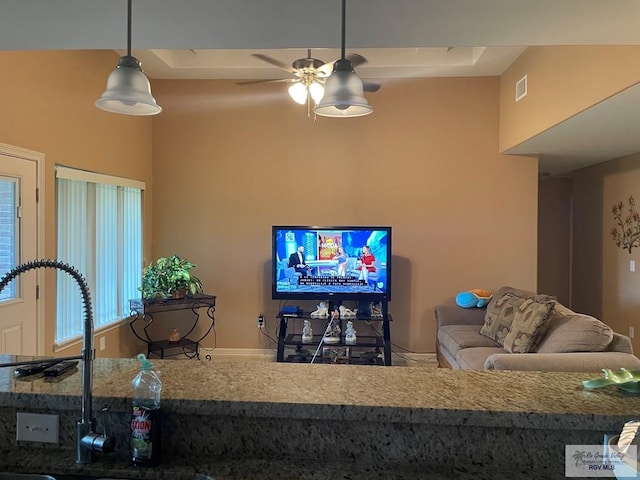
top-left (137, 353), bottom-right (153, 371)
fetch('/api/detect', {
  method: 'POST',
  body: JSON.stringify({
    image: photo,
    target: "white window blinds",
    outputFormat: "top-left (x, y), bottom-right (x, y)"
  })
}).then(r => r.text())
top-left (56, 166), bottom-right (144, 344)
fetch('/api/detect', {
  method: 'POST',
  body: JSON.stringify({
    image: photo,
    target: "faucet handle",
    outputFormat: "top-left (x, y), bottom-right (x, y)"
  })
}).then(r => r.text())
top-left (80, 405), bottom-right (116, 453)
top-left (101, 405), bottom-right (109, 438)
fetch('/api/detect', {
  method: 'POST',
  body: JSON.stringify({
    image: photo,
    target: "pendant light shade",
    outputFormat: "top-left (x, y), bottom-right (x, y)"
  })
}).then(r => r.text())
top-left (314, 0), bottom-right (372, 118)
top-left (95, 0), bottom-right (161, 116)
top-left (314, 59), bottom-right (372, 117)
top-left (95, 55), bottom-right (162, 115)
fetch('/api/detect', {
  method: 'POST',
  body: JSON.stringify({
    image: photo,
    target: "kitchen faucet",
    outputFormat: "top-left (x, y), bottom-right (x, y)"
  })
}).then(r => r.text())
top-left (0, 259), bottom-right (115, 464)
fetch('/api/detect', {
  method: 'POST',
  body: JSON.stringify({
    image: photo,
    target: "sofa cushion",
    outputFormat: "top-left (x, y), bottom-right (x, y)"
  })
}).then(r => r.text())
top-left (480, 288), bottom-right (555, 347)
top-left (534, 313), bottom-right (614, 353)
top-left (502, 298), bottom-right (555, 353)
top-left (438, 325), bottom-right (498, 358)
top-left (455, 347), bottom-right (507, 370)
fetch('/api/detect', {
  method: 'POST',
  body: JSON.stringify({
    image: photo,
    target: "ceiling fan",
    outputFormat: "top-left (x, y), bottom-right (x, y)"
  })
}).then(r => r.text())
top-left (237, 49), bottom-right (380, 107)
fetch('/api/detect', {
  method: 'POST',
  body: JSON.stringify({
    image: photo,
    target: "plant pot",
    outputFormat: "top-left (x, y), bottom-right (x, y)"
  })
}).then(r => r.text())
top-left (172, 288), bottom-right (187, 299)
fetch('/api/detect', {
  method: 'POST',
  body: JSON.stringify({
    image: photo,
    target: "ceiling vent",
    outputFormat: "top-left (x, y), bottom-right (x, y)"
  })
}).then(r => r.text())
top-left (515, 75), bottom-right (527, 102)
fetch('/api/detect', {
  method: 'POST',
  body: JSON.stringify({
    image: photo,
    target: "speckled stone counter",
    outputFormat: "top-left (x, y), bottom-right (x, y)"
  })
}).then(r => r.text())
top-left (0, 357), bottom-right (636, 479)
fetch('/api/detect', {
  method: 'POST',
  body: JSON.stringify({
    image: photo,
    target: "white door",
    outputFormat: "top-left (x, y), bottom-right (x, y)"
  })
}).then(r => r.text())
top-left (0, 154), bottom-right (38, 355)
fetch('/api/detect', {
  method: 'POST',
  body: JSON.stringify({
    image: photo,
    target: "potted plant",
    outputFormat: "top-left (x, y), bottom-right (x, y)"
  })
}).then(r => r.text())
top-left (140, 254), bottom-right (203, 300)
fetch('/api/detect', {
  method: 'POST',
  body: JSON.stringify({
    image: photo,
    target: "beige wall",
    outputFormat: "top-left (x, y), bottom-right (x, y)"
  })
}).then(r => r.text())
top-left (4, 48), bottom-right (639, 358)
top-left (570, 154), bottom-right (640, 352)
top-left (0, 50), bottom-right (153, 358)
top-left (150, 77), bottom-right (538, 353)
top-left (500, 46), bottom-right (640, 153)
top-left (537, 177), bottom-right (571, 306)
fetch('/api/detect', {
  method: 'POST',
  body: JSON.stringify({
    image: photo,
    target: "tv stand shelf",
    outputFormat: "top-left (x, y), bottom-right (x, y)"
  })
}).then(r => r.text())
top-left (276, 306), bottom-right (392, 365)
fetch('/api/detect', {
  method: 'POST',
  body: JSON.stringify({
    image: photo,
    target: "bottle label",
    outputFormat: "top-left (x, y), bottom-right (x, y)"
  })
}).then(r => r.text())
top-left (131, 406), bottom-right (160, 462)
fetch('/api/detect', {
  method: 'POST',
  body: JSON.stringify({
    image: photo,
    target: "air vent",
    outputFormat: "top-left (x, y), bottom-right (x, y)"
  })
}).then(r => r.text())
top-left (515, 75), bottom-right (527, 102)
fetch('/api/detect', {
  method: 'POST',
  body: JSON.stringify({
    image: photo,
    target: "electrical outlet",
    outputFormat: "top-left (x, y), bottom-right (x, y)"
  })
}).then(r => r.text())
top-left (257, 314), bottom-right (264, 329)
top-left (99, 336), bottom-right (106, 351)
top-left (16, 412), bottom-right (59, 443)
top-left (630, 326), bottom-right (635, 339)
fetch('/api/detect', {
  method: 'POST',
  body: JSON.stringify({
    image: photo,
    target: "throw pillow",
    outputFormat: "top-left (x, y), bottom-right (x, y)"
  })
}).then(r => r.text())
top-left (480, 290), bottom-right (555, 347)
top-left (480, 293), bottom-right (520, 346)
top-left (502, 298), bottom-right (556, 353)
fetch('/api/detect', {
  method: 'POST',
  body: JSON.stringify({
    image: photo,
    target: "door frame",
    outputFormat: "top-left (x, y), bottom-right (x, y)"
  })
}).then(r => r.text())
top-left (0, 143), bottom-right (45, 355)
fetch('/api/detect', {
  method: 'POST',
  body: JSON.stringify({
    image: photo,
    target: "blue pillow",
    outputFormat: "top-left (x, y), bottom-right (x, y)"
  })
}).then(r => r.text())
top-left (456, 290), bottom-right (492, 308)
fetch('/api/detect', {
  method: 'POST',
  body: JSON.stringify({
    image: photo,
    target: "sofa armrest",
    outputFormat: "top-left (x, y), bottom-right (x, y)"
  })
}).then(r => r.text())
top-left (609, 332), bottom-right (634, 354)
top-left (484, 352), bottom-right (640, 372)
top-left (435, 304), bottom-right (486, 328)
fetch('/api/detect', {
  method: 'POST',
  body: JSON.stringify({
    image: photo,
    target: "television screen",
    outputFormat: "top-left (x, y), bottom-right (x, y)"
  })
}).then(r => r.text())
top-left (272, 226), bottom-right (391, 301)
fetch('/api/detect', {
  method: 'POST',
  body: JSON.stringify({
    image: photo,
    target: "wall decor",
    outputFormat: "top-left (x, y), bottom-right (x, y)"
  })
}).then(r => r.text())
top-left (611, 196), bottom-right (640, 253)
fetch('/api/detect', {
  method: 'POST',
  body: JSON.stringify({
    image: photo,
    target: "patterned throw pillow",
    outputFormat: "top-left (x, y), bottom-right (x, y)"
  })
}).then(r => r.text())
top-left (480, 291), bottom-right (554, 348)
top-left (502, 298), bottom-right (556, 353)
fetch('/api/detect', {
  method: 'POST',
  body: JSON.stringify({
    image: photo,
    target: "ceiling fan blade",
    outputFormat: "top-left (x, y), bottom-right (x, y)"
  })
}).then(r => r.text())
top-left (251, 53), bottom-right (295, 73)
top-left (318, 52), bottom-right (368, 76)
top-left (347, 53), bottom-right (367, 68)
top-left (363, 81), bottom-right (381, 93)
top-left (236, 78), bottom-right (292, 86)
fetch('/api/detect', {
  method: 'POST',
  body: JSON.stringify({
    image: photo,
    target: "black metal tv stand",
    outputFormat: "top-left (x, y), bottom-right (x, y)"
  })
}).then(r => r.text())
top-left (275, 300), bottom-right (392, 365)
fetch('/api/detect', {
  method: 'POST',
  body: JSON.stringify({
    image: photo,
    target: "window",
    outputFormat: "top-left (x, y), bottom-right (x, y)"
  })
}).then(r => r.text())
top-left (56, 166), bottom-right (144, 345)
top-left (0, 177), bottom-right (17, 301)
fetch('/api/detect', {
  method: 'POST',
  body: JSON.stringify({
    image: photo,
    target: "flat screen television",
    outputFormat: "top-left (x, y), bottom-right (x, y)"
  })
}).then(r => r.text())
top-left (272, 226), bottom-right (392, 301)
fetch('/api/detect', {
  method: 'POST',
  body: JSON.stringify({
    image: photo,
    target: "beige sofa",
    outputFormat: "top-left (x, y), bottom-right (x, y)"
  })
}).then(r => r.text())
top-left (436, 286), bottom-right (640, 372)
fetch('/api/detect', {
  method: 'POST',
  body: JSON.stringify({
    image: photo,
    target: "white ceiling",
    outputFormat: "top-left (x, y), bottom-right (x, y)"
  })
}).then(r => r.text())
top-left (3, 0), bottom-right (640, 175)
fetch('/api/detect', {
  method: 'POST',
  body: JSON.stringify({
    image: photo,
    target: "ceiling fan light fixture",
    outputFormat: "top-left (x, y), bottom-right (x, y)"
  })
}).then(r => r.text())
top-left (95, 0), bottom-right (161, 116)
top-left (95, 55), bottom-right (162, 115)
top-left (308, 81), bottom-right (325, 105)
top-left (288, 82), bottom-right (308, 105)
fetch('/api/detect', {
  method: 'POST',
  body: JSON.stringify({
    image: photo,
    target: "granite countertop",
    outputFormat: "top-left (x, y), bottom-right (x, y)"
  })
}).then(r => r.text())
top-left (0, 357), bottom-right (635, 480)
top-left (0, 356), bottom-right (637, 429)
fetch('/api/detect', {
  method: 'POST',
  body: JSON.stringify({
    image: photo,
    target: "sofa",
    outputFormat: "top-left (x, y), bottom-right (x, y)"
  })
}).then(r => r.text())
top-left (436, 286), bottom-right (640, 372)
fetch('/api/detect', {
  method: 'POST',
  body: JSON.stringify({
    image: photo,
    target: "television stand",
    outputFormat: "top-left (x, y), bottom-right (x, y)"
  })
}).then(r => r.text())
top-left (275, 302), bottom-right (392, 365)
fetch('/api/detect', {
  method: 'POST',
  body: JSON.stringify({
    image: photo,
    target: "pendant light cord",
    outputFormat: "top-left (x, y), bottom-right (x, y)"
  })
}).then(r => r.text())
top-left (340, 0), bottom-right (346, 60)
top-left (127, 0), bottom-right (132, 57)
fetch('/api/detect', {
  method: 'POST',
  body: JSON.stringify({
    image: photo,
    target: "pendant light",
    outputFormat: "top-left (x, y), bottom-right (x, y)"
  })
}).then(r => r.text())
top-left (95, 0), bottom-right (162, 116)
top-left (314, 0), bottom-right (373, 118)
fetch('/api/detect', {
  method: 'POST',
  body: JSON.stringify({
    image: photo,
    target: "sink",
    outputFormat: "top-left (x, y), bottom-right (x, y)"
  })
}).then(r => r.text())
top-left (0, 475), bottom-right (57, 480)
top-left (0, 473), bottom-right (207, 480)
top-left (0, 475), bottom-right (128, 480)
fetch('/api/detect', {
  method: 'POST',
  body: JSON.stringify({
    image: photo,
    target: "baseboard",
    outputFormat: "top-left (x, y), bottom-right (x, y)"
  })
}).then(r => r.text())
top-left (392, 352), bottom-right (437, 365)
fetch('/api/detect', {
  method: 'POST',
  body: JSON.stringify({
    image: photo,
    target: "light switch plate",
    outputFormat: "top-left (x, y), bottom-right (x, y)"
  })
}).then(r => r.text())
top-left (16, 412), bottom-right (59, 443)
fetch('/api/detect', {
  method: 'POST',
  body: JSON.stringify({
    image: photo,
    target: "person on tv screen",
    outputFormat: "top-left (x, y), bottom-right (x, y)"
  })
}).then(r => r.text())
top-left (356, 245), bottom-right (376, 282)
top-left (334, 246), bottom-right (348, 277)
top-left (288, 245), bottom-right (312, 276)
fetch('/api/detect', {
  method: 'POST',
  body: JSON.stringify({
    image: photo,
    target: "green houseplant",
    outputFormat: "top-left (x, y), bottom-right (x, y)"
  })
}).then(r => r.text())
top-left (140, 254), bottom-right (203, 300)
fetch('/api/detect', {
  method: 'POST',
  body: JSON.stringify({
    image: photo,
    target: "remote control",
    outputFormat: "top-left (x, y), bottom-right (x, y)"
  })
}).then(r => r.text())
top-left (43, 360), bottom-right (79, 377)
top-left (14, 360), bottom-right (61, 377)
